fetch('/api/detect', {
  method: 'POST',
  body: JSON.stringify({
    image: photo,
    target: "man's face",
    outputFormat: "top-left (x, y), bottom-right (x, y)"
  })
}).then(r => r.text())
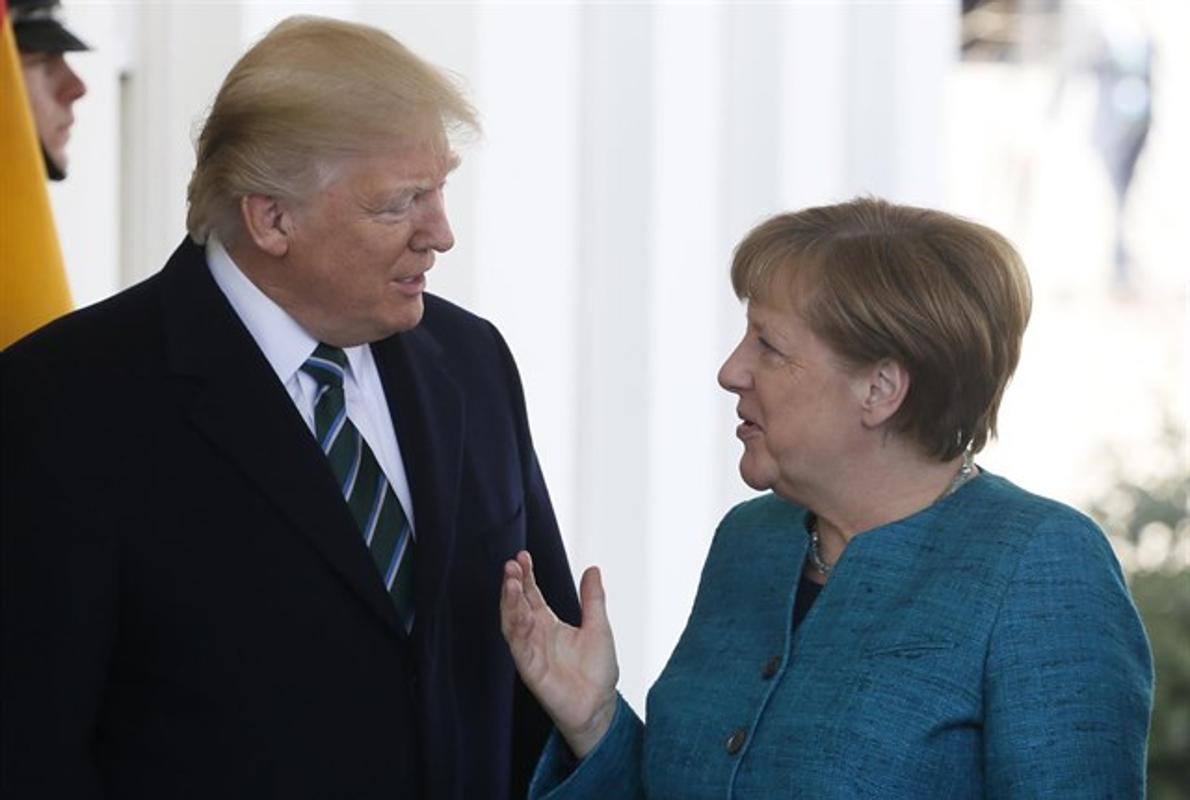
top-left (265, 131), bottom-right (459, 346)
top-left (19, 51), bottom-right (86, 175)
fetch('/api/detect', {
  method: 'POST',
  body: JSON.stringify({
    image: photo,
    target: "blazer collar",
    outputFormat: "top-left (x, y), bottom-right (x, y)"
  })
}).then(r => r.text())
top-left (370, 321), bottom-right (464, 647)
top-left (160, 237), bottom-right (412, 641)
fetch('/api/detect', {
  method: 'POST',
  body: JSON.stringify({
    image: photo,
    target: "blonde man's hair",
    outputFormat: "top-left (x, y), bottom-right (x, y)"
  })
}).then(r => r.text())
top-left (186, 15), bottom-right (478, 245)
top-left (731, 197), bottom-right (1032, 462)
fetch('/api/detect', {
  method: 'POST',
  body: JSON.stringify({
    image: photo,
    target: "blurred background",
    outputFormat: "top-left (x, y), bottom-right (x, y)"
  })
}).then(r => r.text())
top-left (46, 0), bottom-right (1188, 791)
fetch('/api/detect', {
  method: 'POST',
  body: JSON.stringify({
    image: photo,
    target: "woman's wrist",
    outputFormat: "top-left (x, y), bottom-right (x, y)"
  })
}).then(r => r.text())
top-left (562, 693), bottom-right (618, 759)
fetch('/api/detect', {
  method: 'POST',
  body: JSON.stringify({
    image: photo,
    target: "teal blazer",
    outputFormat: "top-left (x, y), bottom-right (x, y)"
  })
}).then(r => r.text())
top-left (530, 473), bottom-right (1153, 798)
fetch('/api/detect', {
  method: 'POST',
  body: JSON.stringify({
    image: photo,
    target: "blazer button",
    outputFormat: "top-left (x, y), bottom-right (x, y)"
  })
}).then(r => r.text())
top-left (725, 728), bottom-right (747, 755)
top-left (761, 655), bottom-right (781, 679)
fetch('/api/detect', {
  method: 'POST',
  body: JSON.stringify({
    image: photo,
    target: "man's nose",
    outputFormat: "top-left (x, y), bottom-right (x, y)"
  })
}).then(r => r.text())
top-left (412, 190), bottom-right (454, 253)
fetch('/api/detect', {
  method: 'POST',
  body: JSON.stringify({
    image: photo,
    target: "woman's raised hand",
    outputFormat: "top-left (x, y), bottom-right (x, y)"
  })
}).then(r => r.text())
top-left (500, 551), bottom-right (619, 759)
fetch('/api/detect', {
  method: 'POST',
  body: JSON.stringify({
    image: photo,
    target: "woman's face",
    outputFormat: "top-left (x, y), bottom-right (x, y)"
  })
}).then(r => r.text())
top-left (717, 298), bottom-right (867, 501)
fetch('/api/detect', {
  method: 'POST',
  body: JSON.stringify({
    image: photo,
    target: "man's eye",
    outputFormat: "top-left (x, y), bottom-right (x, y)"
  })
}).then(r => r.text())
top-left (376, 199), bottom-right (412, 217)
top-left (758, 337), bottom-right (776, 352)
top-left (384, 189), bottom-right (435, 215)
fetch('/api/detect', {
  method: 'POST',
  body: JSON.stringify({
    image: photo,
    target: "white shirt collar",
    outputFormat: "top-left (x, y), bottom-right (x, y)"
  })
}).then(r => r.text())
top-left (206, 237), bottom-right (369, 382)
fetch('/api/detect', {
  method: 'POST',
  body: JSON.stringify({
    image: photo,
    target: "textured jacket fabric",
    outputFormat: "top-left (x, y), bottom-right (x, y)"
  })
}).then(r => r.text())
top-left (0, 237), bottom-right (580, 799)
top-left (530, 473), bottom-right (1153, 799)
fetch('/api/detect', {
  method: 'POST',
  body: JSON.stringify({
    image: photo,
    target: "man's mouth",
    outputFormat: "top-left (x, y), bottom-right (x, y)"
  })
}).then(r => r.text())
top-left (393, 273), bottom-right (426, 296)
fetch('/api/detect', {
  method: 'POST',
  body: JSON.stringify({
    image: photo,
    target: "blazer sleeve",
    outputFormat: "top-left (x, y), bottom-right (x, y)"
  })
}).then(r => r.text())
top-left (529, 694), bottom-right (646, 800)
top-left (485, 320), bottom-right (584, 796)
top-left (983, 512), bottom-right (1153, 798)
top-left (0, 349), bottom-right (116, 798)
top-left (486, 322), bottom-right (579, 624)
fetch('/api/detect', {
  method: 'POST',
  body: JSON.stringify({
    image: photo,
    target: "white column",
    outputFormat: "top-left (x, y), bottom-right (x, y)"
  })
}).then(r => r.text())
top-left (120, 0), bottom-right (242, 284)
top-left (644, 0), bottom-right (728, 703)
top-left (716, 3), bottom-right (785, 516)
top-left (573, 2), bottom-right (656, 712)
top-left (470, 2), bottom-right (583, 546)
top-left (778, 3), bottom-right (849, 210)
top-left (843, 2), bottom-right (956, 204)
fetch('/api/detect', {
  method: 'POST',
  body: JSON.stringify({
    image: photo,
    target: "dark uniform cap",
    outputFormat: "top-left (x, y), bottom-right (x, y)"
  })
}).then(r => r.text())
top-left (9, 0), bottom-right (89, 53)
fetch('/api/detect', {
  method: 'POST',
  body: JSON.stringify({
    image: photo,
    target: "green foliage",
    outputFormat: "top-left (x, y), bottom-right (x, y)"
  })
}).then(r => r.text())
top-left (1089, 422), bottom-right (1189, 800)
top-left (1129, 571), bottom-right (1190, 799)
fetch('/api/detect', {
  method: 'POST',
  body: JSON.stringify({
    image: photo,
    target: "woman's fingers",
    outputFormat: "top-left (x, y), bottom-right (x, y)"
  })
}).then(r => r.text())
top-left (498, 553), bottom-right (621, 757)
top-left (517, 550), bottom-right (549, 612)
top-left (500, 559), bottom-right (535, 641)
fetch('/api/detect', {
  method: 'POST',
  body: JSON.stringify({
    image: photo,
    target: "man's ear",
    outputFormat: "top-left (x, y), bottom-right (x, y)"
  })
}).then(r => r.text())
top-left (239, 194), bottom-right (293, 257)
top-left (858, 358), bottom-right (910, 429)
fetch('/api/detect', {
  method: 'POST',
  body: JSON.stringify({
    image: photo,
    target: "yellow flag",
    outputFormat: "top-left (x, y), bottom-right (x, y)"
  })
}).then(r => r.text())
top-left (0, 0), bottom-right (72, 349)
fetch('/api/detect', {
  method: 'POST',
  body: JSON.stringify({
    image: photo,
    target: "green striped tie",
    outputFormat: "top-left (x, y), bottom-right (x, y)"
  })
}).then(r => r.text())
top-left (302, 344), bottom-right (415, 633)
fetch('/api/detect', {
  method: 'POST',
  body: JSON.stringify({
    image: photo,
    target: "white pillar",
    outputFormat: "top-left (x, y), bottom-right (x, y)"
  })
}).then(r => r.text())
top-left (470, 2), bottom-right (583, 546)
top-left (843, 2), bottom-right (955, 205)
top-left (572, 1), bottom-right (657, 711)
top-left (778, 3), bottom-right (849, 210)
top-left (120, 0), bottom-right (242, 284)
top-left (716, 3), bottom-right (786, 517)
top-left (645, 0), bottom-right (728, 702)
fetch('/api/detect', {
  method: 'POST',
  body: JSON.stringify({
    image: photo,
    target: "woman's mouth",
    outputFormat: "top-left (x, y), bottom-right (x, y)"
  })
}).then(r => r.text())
top-left (736, 418), bottom-right (761, 439)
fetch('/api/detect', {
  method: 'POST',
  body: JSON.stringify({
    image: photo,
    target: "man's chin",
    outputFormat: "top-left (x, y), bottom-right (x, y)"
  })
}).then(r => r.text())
top-left (381, 297), bottom-right (425, 337)
top-left (326, 300), bottom-right (426, 347)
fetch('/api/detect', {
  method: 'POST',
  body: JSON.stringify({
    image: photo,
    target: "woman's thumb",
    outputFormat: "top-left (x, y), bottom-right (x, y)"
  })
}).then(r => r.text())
top-left (579, 565), bottom-right (609, 631)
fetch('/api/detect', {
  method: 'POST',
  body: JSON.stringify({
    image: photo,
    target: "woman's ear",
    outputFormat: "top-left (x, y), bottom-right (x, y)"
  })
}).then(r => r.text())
top-left (239, 194), bottom-right (293, 258)
top-left (858, 358), bottom-right (910, 429)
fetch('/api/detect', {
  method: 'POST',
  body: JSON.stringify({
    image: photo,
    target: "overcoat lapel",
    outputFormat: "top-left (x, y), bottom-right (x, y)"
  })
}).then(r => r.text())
top-left (371, 326), bottom-right (463, 644)
top-left (159, 238), bottom-right (407, 640)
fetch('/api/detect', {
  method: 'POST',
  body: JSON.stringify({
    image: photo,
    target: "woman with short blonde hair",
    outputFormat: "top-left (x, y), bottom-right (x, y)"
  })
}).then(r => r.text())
top-left (502, 197), bottom-right (1152, 798)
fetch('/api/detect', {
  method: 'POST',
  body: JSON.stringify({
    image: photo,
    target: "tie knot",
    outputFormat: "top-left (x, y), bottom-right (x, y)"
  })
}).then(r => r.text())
top-left (301, 343), bottom-right (349, 389)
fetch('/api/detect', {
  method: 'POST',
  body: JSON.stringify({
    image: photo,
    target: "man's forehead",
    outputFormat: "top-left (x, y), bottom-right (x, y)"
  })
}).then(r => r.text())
top-left (379, 145), bottom-right (460, 183)
top-left (379, 124), bottom-right (460, 175)
top-left (422, 147), bottom-right (461, 175)
top-left (339, 144), bottom-right (459, 198)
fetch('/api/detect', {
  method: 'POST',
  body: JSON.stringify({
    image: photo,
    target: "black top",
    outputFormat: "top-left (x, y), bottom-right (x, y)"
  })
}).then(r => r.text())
top-left (793, 570), bottom-right (824, 629)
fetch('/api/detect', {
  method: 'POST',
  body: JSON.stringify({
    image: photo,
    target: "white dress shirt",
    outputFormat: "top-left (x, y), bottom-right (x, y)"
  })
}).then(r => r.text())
top-left (206, 237), bottom-right (416, 533)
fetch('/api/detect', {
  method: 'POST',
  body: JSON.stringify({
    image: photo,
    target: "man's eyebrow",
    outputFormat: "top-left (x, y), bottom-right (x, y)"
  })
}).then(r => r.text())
top-left (361, 150), bottom-right (463, 208)
top-left (409, 151), bottom-right (462, 191)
